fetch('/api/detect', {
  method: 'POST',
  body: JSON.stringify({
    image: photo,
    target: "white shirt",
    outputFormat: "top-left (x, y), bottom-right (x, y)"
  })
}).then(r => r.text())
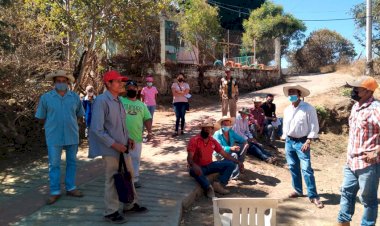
top-left (233, 114), bottom-right (253, 140)
top-left (282, 101), bottom-right (319, 139)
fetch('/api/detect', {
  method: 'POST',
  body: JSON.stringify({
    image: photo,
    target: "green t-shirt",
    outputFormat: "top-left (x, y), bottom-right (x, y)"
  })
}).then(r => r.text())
top-left (120, 97), bottom-right (152, 143)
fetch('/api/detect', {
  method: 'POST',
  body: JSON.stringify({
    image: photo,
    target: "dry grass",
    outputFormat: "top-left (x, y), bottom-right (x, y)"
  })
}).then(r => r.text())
top-left (319, 65), bottom-right (336, 73)
top-left (336, 60), bottom-right (366, 76)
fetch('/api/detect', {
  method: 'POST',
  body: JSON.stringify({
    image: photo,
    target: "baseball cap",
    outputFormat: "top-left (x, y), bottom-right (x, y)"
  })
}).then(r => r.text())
top-left (103, 70), bottom-right (127, 83)
top-left (125, 80), bottom-right (138, 87)
top-left (347, 76), bottom-right (379, 92)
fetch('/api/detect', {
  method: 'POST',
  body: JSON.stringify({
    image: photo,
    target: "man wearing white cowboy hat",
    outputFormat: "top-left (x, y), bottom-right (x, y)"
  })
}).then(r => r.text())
top-left (82, 85), bottom-right (96, 138)
top-left (213, 116), bottom-right (247, 179)
top-left (281, 84), bottom-right (323, 209)
top-left (249, 97), bottom-right (266, 138)
top-left (35, 70), bottom-right (85, 205)
top-left (187, 118), bottom-right (238, 197)
top-left (219, 68), bottom-right (239, 117)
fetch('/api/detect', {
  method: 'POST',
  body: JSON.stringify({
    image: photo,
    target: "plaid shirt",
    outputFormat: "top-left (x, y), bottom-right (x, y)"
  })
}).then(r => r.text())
top-left (347, 97), bottom-right (380, 171)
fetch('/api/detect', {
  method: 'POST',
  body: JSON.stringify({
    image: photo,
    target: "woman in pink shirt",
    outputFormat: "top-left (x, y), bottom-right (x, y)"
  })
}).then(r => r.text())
top-left (171, 73), bottom-right (190, 136)
top-left (141, 76), bottom-right (158, 121)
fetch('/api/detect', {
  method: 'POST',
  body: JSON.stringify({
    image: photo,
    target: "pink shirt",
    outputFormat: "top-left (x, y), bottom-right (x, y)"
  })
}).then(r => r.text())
top-left (172, 82), bottom-right (190, 103)
top-left (141, 86), bottom-right (158, 106)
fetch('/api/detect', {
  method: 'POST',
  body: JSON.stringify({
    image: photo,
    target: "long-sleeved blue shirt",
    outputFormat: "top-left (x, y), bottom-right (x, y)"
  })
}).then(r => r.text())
top-left (213, 128), bottom-right (246, 153)
top-left (88, 90), bottom-right (129, 158)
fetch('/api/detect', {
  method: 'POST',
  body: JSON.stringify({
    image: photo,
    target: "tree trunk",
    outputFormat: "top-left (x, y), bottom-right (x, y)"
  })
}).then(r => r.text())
top-left (274, 37), bottom-right (281, 77)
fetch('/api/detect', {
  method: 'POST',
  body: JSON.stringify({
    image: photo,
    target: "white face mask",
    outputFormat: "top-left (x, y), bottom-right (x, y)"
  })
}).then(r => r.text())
top-left (147, 82), bottom-right (153, 87)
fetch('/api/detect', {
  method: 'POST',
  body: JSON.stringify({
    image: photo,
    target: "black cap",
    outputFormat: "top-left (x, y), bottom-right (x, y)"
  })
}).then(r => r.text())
top-left (125, 80), bottom-right (138, 87)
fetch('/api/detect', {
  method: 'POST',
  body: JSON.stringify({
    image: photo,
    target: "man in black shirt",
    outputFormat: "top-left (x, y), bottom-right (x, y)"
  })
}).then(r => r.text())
top-left (261, 94), bottom-right (278, 148)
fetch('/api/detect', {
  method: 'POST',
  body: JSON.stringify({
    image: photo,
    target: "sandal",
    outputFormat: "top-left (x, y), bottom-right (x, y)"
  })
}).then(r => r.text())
top-left (104, 211), bottom-right (127, 224)
top-left (288, 191), bottom-right (303, 198)
top-left (310, 198), bottom-right (324, 209)
top-left (66, 189), bottom-right (84, 197)
top-left (123, 203), bottom-right (148, 214)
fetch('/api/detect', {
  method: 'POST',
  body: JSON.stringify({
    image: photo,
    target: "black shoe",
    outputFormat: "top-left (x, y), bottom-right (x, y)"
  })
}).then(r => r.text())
top-left (123, 203), bottom-right (148, 214)
top-left (104, 211), bottom-right (127, 224)
top-left (181, 131), bottom-right (184, 135)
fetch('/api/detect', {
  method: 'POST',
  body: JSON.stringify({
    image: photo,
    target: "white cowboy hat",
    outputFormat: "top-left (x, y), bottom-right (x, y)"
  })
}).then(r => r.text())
top-left (252, 96), bottom-right (264, 103)
top-left (45, 70), bottom-right (75, 83)
top-left (215, 116), bottom-right (236, 130)
top-left (199, 118), bottom-right (217, 128)
top-left (283, 84), bottom-right (310, 98)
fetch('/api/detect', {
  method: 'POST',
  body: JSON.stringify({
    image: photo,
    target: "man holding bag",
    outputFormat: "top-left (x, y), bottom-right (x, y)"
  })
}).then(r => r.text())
top-left (89, 71), bottom-right (147, 224)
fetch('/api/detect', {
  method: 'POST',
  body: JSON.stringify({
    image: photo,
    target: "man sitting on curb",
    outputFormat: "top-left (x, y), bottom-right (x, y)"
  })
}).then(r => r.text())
top-left (187, 118), bottom-right (241, 198)
top-left (213, 116), bottom-right (248, 179)
top-left (234, 107), bottom-right (277, 164)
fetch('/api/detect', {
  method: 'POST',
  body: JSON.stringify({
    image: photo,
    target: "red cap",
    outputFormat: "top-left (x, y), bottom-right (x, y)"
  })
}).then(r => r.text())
top-left (103, 70), bottom-right (127, 83)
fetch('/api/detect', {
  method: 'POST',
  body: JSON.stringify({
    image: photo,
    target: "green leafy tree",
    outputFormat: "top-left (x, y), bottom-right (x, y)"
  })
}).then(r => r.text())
top-left (288, 29), bottom-right (357, 73)
top-left (242, 1), bottom-right (306, 67)
top-left (351, 0), bottom-right (380, 57)
top-left (177, 0), bottom-right (222, 64)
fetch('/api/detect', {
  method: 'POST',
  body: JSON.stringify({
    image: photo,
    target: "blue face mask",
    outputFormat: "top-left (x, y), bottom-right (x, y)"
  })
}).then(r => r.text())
top-left (55, 83), bottom-right (68, 91)
top-left (288, 95), bottom-right (298, 103)
top-left (147, 82), bottom-right (153, 87)
top-left (222, 126), bottom-right (231, 132)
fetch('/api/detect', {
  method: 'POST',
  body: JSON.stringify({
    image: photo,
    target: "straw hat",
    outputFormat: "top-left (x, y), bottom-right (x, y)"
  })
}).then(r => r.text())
top-left (199, 118), bottom-right (216, 128)
top-left (215, 116), bottom-right (236, 130)
top-left (283, 84), bottom-right (310, 97)
top-left (45, 70), bottom-right (75, 83)
top-left (252, 97), bottom-right (264, 103)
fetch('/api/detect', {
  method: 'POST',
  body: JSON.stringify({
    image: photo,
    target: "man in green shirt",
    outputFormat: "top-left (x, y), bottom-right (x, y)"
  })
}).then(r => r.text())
top-left (121, 80), bottom-right (153, 188)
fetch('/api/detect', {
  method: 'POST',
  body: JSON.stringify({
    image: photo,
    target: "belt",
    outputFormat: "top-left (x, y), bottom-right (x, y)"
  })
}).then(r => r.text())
top-left (288, 136), bottom-right (307, 142)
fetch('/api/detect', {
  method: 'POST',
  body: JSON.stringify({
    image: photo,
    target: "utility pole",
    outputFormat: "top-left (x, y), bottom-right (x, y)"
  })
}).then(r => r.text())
top-left (227, 29), bottom-right (230, 60)
top-left (366, 0), bottom-right (374, 75)
top-left (253, 38), bottom-right (256, 65)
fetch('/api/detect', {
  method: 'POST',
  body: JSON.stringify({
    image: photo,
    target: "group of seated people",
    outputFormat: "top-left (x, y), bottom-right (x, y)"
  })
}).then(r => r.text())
top-left (187, 94), bottom-right (282, 198)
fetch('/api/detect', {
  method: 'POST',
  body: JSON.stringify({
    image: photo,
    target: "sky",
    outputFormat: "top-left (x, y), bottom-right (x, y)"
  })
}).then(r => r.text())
top-left (272, 0), bottom-right (366, 65)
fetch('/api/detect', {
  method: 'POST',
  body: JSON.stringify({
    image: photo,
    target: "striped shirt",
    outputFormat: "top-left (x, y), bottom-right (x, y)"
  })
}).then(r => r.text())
top-left (347, 97), bottom-right (380, 171)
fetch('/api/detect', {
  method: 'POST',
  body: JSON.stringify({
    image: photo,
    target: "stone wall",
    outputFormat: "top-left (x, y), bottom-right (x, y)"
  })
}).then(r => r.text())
top-left (130, 63), bottom-right (282, 95)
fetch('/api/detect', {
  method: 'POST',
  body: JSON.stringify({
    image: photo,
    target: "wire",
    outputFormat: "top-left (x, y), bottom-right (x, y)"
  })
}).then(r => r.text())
top-left (208, 1), bottom-right (378, 22)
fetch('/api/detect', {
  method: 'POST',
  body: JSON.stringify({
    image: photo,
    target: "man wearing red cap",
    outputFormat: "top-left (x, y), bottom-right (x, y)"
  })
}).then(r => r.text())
top-left (336, 76), bottom-right (380, 226)
top-left (89, 70), bottom-right (146, 224)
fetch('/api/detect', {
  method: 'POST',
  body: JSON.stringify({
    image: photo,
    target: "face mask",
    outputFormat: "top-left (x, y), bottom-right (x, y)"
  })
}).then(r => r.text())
top-left (222, 126), bottom-right (231, 132)
top-left (288, 95), bottom-right (298, 103)
top-left (200, 129), bottom-right (209, 139)
top-left (126, 89), bottom-right (137, 98)
top-left (351, 89), bottom-right (360, 101)
top-left (178, 78), bottom-right (184, 82)
top-left (147, 82), bottom-right (153, 87)
top-left (267, 99), bottom-right (273, 103)
top-left (55, 83), bottom-right (68, 91)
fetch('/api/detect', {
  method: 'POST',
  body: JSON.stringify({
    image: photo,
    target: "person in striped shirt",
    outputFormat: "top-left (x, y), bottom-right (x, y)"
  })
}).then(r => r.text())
top-left (337, 76), bottom-right (380, 226)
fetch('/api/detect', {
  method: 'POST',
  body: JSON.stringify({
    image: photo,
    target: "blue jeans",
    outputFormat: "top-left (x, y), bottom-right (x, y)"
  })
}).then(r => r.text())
top-left (285, 137), bottom-right (319, 199)
top-left (47, 145), bottom-right (79, 195)
top-left (173, 102), bottom-right (187, 132)
top-left (147, 105), bottom-right (156, 119)
top-left (337, 164), bottom-right (379, 225)
top-left (248, 143), bottom-right (272, 161)
top-left (189, 160), bottom-right (235, 190)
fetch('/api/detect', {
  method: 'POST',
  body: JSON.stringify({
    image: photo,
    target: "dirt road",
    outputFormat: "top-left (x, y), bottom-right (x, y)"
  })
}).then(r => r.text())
top-left (146, 72), bottom-right (379, 226)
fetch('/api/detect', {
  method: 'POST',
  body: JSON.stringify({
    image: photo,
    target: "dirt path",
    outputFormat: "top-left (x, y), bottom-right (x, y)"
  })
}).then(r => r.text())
top-left (154, 72), bottom-right (379, 226)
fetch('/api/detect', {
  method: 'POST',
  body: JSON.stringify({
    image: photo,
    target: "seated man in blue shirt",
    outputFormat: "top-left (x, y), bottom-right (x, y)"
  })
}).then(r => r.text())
top-left (213, 116), bottom-right (248, 179)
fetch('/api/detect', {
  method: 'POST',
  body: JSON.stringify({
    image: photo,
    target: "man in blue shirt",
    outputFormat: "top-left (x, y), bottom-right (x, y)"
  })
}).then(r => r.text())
top-left (35, 70), bottom-right (85, 205)
top-left (213, 116), bottom-right (248, 179)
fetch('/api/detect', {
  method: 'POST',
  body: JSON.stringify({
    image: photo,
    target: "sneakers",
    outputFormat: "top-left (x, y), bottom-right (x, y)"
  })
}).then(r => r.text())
top-left (212, 181), bottom-right (230, 195)
top-left (104, 211), bottom-right (127, 224)
top-left (206, 186), bottom-right (215, 198)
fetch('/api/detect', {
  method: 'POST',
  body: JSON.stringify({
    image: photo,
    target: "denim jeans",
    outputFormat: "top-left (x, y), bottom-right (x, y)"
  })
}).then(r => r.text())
top-left (285, 137), bottom-right (319, 199)
top-left (47, 144), bottom-right (78, 195)
top-left (337, 164), bottom-right (379, 225)
top-left (189, 160), bottom-right (235, 190)
top-left (147, 105), bottom-right (156, 119)
top-left (264, 121), bottom-right (276, 142)
top-left (247, 143), bottom-right (272, 161)
top-left (173, 102), bottom-right (187, 132)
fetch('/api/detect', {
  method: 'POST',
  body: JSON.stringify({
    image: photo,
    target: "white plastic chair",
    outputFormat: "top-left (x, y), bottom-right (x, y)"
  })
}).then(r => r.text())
top-left (212, 197), bottom-right (279, 226)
